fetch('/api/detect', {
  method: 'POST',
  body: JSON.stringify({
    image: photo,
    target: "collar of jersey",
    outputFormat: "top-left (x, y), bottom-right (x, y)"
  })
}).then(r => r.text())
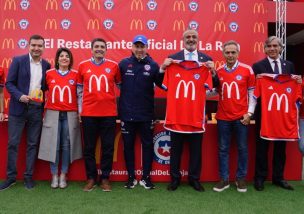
top-left (175, 60), bottom-right (202, 70)
top-left (91, 57), bottom-right (105, 66)
top-left (56, 69), bottom-right (70, 76)
top-left (224, 61), bottom-right (239, 72)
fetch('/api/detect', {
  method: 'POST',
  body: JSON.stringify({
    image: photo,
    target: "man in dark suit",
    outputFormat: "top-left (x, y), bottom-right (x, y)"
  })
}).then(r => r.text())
top-left (161, 29), bottom-right (218, 192)
top-left (253, 36), bottom-right (296, 191)
top-left (0, 35), bottom-right (50, 191)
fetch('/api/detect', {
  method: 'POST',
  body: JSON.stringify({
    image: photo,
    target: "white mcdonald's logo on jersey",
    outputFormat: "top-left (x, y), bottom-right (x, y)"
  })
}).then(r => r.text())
top-left (222, 81), bottom-right (240, 100)
top-left (176, 80), bottom-right (195, 100)
top-left (89, 74), bottom-right (109, 93)
top-left (52, 85), bottom-right (72, 103)
top-left (268, 93), bottom-right (288, 113)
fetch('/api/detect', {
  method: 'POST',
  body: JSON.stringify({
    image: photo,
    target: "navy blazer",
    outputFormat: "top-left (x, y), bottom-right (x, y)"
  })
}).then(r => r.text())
top-left (169, 50), bottom-right (219, 87)
top-left (5, 54), bottom-right (51, 116)
top-left (252, 57), bottom-right (296, 75)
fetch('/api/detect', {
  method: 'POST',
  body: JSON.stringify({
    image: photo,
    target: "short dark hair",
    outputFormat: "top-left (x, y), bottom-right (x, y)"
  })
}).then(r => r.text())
top-left (91, 38), bottom-right (107, 49)
top-left (29, 34), bottom-right (45, 44)
top-left (54, 47), bottom-right (74, 70)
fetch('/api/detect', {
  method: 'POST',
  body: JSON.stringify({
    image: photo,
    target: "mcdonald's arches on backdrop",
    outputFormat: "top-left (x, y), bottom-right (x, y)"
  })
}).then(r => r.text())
top-left (0, 0), bottom-right (267, 101)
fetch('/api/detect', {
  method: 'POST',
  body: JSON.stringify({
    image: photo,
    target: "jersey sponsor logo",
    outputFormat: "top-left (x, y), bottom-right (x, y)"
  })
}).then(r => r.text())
top-left (222, 81), bottom-right (240, 100)
top-left (20, 0), bottom-right (30, 10)
top-left (229, 22), bottom-right (238, 32)
top-left (61, 0), bottom-right (72, 10)
top-left (144, 65), bottom-right (151, 71)
top-left (147, 20), bottom-right (157, 30)
top-left (189, 1), bottom-right (198, 11)
top-left (194, 74), bottom-right (200, 80)
top-left (268, 93), bottom-right (288, 113)
top-left (88, 74), bottom-right (109, 93)
top-left (147, 0), bottom-right (157, 10)
top-left (176, 80), bottom-right (195, 100)
top-left (229, 2), bottom-right (238, 13)
top-left (19, 19), bottom-right (29, 30)
top-left (61, 19), bottom-right (71, 30)
top-left (18, 39), bottom-right (28, 49)
top-left (153, 131), bottom-right (171, 165)
top-left (189, 21), bottom-right (199, 30)
top-left (103, 19), bottom-right (113, 30)
top-left (52, 85), bottom-right (72, 103)
top-left (104, 0), bottom-right (114, 10)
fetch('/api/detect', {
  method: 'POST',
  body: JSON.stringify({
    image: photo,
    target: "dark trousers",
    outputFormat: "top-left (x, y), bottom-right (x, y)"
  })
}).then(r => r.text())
top-left (254, 107), bottom-right (286, 182)
top-left (7, 105), bottom-right (43, 180)
top-left (82, 116), bottom-right (116, 180)
top-left (121, 121), bottom-right (154, 178)
top-left (170, 131), bottom-right (203, 182)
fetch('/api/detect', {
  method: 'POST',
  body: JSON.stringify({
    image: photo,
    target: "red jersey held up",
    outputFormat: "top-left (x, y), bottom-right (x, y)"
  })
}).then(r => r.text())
top-left (45, 69), bottom-right (78, 111)
top-left (216, 62), bottom-right (255, 121)
top-left (253, 74), bottom-right (302, 141)
top-left (162, 60), bottom-right (212, 133)
top-left (77, 59), bottom-right (121, 117)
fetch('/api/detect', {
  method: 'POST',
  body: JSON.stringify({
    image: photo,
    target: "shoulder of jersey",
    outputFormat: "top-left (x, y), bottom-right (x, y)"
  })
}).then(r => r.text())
top-left (78, 59), bottom-right (91, 66)
top-left (217, 64), bottom-right (225, 71)
top-left (46, 68), bottom-right (56, 73)
top-left (70, 69), bottom-right (78, 73)
top-left (238, 62), bottom-right (254, 74)
top-left (105, 58), bottom-right (118, 65)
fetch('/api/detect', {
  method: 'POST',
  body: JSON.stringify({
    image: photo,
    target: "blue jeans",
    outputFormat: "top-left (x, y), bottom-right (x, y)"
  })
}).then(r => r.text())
top-left (217, 119), bottom-right (248, 181)
top-left (7, 105), bottom-right (43, 180)
top-left (50, 112), bottom-right (70, 175)
top-left (299, 119), bottom-right (304, 155)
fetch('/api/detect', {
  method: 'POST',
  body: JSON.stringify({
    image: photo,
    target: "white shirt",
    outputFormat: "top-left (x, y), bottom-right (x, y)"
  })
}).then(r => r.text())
top-left (184, 49), bottom-right (198, 61)
top-left (28, 53), bottom-right (43, 97)
top-left (267, 56), bottom-right (282, 74)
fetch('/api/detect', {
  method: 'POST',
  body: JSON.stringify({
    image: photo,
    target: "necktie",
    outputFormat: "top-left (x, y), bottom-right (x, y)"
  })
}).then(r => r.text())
top-left (273, 60), bottom-right (279, 74)
top-left (188, 52), bottom-right (193, 60)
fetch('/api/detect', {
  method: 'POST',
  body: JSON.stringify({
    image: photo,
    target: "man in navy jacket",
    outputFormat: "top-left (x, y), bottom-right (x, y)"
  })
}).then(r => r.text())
top-left (119, 35), bottom-right (164, 189)
top-left (0, 35), bottom-right (50, 191)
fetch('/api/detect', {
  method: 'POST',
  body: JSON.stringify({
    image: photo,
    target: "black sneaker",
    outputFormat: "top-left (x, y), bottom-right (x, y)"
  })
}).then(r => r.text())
top-left (124, 177), bottom-right (137, 189)
top-left (139, 176), bottom-right (155, 190)
top-left (0, 179), bottom-right (16, 191)
top-left (24, 178), bottom-right (35, 190)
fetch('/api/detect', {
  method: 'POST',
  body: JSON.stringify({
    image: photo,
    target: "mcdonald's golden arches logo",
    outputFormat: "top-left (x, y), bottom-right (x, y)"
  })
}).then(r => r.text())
top-left (3, 19), bottom-right (15, 30)
top-left (253, 3), bottom-right (265, 14)
top-left (214, 21), bottom-right (226, 32)
top-left (130, 19), bottom-right (143, 30)
top-left (2, 58), bottom-right (12, 68)
top-left (2, 38), bottom-right (14, 49)
top-left (173, 20), bottom-right (185, 31)
top-left (214, 1), bottom-right (226, 13)
top-left (131, 0), bottom-right (143, 11)
top-left (173, 1), bottom-right (185, 11)
top-left (46, 0), bottom-right (58, 10)
top-left (4, 0), bottom-right (16, 10)
top-left (253, 22), bottom-right (265, 33)
top-left (87, 19), bottom-right (100, 30)
top-left (45, 19), bottom-right (57, 30)
top-left (88, 0), bottom-right (100, 10)
top-left (253, 42), bottom-right (264, 53)
top-left (214, 61), bottom-right (225, 69)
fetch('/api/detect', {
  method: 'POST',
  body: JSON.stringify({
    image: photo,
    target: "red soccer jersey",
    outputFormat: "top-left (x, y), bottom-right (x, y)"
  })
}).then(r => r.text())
top-left (299, 79), bottom-right (304, 119)
top-left (216, 62), bottom-right (255, 121)
top-left (162, 60), bottom-right (212, 133)
top-left (254, 74), bottom-right (302, 141)
top-left (77, 59), bottom-right (121, 117)
top-left (0, 67), bottom-right (4, 87)
top-left (45, 69), bottom-right (78, 111)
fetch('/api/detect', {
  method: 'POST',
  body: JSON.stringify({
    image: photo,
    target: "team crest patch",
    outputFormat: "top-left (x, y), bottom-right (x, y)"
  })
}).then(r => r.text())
top-left (229, 22), bottom-right (239, 32)
top-left (105, 68), bottom-right (111, 73)
top-left (229, 2), bottom-right (238, 13)
top-left (62, 0), bottom-right (72, 10)
top-left (61, 19), bottom-right (71, 30)
top-left (194, 74), bottom-right (200, 80)
top-left (144, 65), bottom-right (151, 71)
top-left (69, 79), bottom-right (75, 85)
top-left (104, 0), bottom-right (114, 10)
top-left (20, 0), bottom-right (30, 10)
top-left (18, 39), bottom-right (28, 49)
top-left (153, 131), bottom-right (171, 165)
top-left (189, 21), bottom-right (199, 30)
top-left (286, 87), bottom-right (292, 93)
top-left (103, 19), bottom-right (114, 30)
top-left (147, 20), bottom-right (157, 31)
top-left (19, 19), bottom-right (29, 30)
top-left (189, 1), bottom-right (199, 12)
top-left (236, 75), bottom-right (242, 80)
top-left (147, 0), bottom-right (157, 10)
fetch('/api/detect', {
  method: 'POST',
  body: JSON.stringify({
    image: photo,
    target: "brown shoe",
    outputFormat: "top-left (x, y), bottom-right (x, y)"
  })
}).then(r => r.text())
top-left (235, 179), bottom-right (247, 193)
top-left (100, 179), bottom-right (112, 192)
top-left (83, 179), bottom-right (95, 192)
top-left (213, 180), bottom-right (230, 192)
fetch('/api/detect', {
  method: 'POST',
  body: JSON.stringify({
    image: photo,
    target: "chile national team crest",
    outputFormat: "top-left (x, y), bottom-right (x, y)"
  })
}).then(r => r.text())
top-left (20, 0), bottom-right (30, 10)
top-left (104, 0), bottom-right (114, 10)
top-left (229, 22), bottom-right (239, 32)
top-left (189, 21), bottom-right (199, 30)
top-left (62, 0), bottom-right (72, 10)
top-left (147, 0), bottom-right (157, 10)
top-left (189, 1), bottom-right (199, 12)
top-left (103, 19), bottom-right (114, 30)
top-left (18, 39), bottom-right (28, 49)
top-left (229, 2), bottom-right (238, 13)
top-left (19, 19), bottom-right (29, 30)
top-left (153, 131), bottom-right (171, 165)
top-left (147, 20), bottom-right (157, 30)
top-left (61, 19), bottom-right (71, 30)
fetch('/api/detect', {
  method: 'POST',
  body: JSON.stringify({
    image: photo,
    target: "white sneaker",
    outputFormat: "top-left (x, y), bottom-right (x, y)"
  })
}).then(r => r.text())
top-left (59, 174), bottom-right (67, 189)
top-left (51, 175), bottom-right (59, 189)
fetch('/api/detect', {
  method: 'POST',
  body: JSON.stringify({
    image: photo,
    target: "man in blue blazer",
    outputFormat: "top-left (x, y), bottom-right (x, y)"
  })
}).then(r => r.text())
top-left (161, 29), bottom-right (218, 192)
top-left (0, 35), bottom-right (50, 191)
top-left (252, 36), bottom-right (296, 191)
